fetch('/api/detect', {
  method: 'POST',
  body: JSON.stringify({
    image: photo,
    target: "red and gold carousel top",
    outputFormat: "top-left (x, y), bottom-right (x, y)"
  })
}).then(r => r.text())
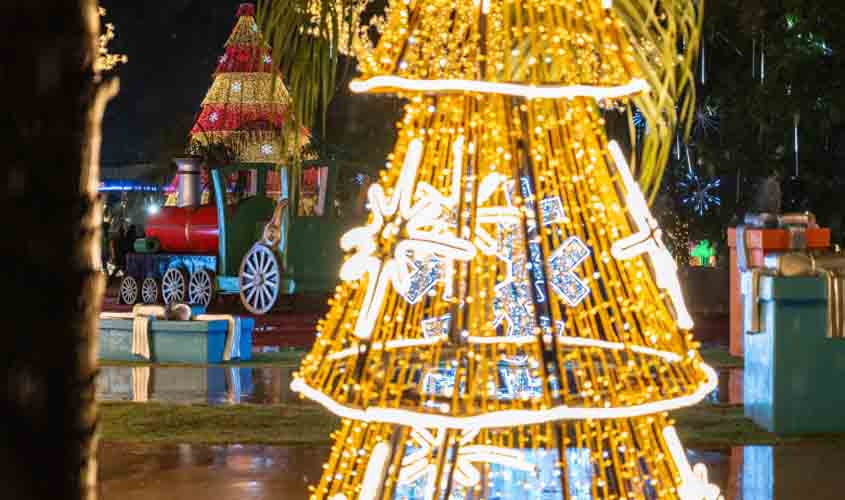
top-left (189, 3), bottom-right (308, 164)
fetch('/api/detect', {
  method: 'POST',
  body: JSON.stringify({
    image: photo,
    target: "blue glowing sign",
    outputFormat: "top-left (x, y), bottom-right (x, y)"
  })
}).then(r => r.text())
top-left (98, 180), bottom-right (161, 192)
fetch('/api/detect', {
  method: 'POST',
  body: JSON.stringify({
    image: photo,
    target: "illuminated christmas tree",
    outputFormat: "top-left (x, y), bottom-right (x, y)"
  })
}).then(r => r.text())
top-left (292, 0), bottom-right (720, 499)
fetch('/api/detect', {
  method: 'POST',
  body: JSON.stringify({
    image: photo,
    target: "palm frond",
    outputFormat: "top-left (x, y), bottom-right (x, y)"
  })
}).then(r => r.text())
top-left (257, 0), bottom-right (360, 134)
top-left (614, 0), bottom-right (704, 201)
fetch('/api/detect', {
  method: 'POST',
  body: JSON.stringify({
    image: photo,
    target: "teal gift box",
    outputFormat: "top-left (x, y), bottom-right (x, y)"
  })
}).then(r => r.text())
top-left (99, 317), bottom-right (254, 364)
top-left (744, 275), bottom-right (845, 435)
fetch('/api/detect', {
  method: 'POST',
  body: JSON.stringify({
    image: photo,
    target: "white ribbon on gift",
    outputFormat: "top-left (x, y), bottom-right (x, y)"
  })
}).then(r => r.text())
top-left (195, 314), bottom-right (241, 361)
top-left (101, 305), bottom-right (167, 359)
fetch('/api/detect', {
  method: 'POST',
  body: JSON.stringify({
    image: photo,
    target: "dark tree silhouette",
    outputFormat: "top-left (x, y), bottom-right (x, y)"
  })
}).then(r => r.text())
top-left (0, 1), bottom-right (117, 499)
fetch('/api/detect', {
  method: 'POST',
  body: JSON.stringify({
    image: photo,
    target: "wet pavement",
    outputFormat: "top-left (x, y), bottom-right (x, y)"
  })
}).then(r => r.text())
top-left (97, 363), bottom-right (845, 498)
top-left (98, 442), bottom-right (845, 499)
top-left (696, 445), bottom-right (845, 499)
top-left (98, 443), bottom-right (322, 500)
top-left (97, 365), bottom-right (748, 406)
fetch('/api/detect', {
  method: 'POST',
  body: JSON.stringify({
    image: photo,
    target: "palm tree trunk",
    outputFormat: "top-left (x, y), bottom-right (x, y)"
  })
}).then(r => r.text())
top-left (0, 1), bottom-right (117, 499)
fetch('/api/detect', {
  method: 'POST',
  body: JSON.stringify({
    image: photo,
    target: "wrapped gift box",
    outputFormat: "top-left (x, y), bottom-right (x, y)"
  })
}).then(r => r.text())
top-left (728, 227), bottom-right (829, 356)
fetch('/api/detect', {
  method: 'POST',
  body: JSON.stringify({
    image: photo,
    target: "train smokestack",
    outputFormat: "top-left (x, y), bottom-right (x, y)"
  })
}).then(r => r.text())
top-left (173, 156), bottom-right (202, 208)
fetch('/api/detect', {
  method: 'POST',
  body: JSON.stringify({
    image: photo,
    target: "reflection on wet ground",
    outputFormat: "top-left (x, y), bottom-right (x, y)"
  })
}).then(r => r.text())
top-left (98, 365), bottom-right (748, 406)
top-left (98, 442), bottom-right (845, 500)
top-left (98, 443), bottom-right (322, 500)
top-left (98, 364), bottom-right (845, 498)
top-left (702, 445), bottom-right (845, 499)
top-left (97, 365), bottom-right (302, 405)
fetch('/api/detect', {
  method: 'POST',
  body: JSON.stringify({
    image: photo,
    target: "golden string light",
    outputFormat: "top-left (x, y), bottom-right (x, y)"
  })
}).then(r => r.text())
top-left (293, 0), bottom-right (717, 498)
top-left (95, 7), bottom-right (128, 72)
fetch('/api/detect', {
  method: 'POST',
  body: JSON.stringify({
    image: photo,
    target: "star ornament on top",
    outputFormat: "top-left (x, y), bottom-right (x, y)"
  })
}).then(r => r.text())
top-left (607, 141), bottom-right (694, 330)
top-left (339, 138), bottom-right (476, 340)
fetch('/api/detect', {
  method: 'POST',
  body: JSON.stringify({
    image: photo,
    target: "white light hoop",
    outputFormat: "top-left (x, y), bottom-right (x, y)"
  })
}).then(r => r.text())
top-left (325, 334), bottom-right (686, 363)
top-left (291, 362), bottom-right (717, 430)
top-left (467, 335), bottom-right (684, 362)
top-left (350, 77), bottom-right (651, 100)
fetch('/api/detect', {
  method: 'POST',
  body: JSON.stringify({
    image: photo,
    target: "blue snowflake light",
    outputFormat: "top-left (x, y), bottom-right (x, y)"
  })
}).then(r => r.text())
top-left (548, 236), bottom-right (591, 307)
top-left (421, 361), bottom-right (550, 401)
top-left (391, 445), bottom-right (592, 500)
top-left (693, 102), bottom-right (720, 138)
top-left (679, 169), bottom-right (721, 216)
top-left (421, 314), bottom-right (451, 338)
top-left (421, 367), bottom-right (462, 398)
top-left (492, 224), bottom-right (537, 338)
top-left (632, 108), bottom-right (647, 130)
top-left (402, 258), bottom-right (441, 304)
top-left (540, 196), bottom-right (565, 226)
top-left (495, 364), bottom-right (544, 400)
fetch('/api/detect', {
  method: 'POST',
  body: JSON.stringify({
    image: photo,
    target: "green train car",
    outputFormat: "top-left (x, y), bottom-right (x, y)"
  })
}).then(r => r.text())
top-left (119, 158), bottom-right (361, 314)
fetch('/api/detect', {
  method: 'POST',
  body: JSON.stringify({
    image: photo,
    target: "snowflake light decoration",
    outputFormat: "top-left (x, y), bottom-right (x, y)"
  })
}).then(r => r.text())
top-left (608, 141), bottom-right (694, 330)
top-left (404, 258), bottom-right (442, 304)
top-left (632, 107), bottom-right (647, 130)
top-left (693, 101), bottom-right (720, 139)
top-left (492, 224), bottom-right (536, 338)
top-left (208, 112), bottom-right (219, 123)
top-left (262, 54), bottom-right (272, 65)
top-left (260, 143), bottom-right (274, 156)
top-left (539, 196), bottom-right (565, 226)
top-left (547, 236), bottom-right (591, 307)
top-left (421, 367), bottom-right (462, 399)
top-left (472, 175), bottom-right (536, 339)
top-left (495, 363), bottom-right (544, 400)
top-left (393, 427), bottom-right (535, 497)
top-left (231, 81), bottom-right (242, 93)
top-left (338, 138), bottom-right (476, 340)
top-left (421, 314), bottom-right (450, 339)
top-left (679, 169), bottom-right (720, 216)
top-left (421, 360), bottom-right (545, 401)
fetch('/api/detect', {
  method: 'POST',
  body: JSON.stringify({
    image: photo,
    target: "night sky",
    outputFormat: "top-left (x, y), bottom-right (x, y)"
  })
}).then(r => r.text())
top-left (99, 0), bottom-right (249, 165)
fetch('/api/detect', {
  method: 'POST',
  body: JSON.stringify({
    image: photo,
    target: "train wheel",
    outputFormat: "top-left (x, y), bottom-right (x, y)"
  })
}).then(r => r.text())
top-left (119, 276), bottom-right (138, 305)
top-left (189, 269), bottom-right (216, 308)
top-left (239, 244), bottom-right (280, 315)
top-left (141, 277), bottom-right (160, 304)
top-left (162, 267), bottom-right (188, 305)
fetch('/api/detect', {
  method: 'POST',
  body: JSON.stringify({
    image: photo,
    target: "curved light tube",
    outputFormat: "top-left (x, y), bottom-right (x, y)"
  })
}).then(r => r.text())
top-left (350, 77), bottom-right (650, 100)
top-left (291, 363), bottom-right (718, 430)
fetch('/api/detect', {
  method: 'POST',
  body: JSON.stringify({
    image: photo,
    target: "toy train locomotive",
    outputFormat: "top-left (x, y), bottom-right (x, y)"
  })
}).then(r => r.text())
top-left (117, 157), bottom-right (348, 314)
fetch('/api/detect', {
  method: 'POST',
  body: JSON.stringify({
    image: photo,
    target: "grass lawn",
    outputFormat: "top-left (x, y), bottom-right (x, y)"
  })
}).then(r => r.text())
top-left (674, 403), bottom-right (845, 448)
top-left (674, 404), bottom-right (775, 448)
top-left (100, 402), bottom-right (339, 446)
top-left (100, 400), bottom-right (845, 449)
top-left (699, 346), bottom-right (744, 369)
